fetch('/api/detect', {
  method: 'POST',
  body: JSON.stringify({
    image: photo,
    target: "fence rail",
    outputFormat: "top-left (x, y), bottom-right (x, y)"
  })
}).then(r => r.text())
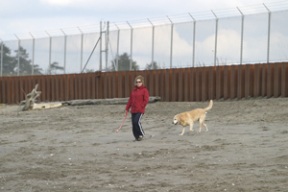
top-left (0, 62), bottom-right (287, 104)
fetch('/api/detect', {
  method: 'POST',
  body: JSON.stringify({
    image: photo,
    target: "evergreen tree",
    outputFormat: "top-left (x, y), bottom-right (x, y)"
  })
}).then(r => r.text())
top-left (111, 52), bottom-right (139, 71)
top-left (145, 61), bottom-right (160, 70)
top-left (48, 61), bottom-right (64, 75)
top-left (0, 43), bottom-right (42, 75)
top-left (14, 46), bottom-right (42, 75)
top-left (0, 43), bottom-right (16, 75)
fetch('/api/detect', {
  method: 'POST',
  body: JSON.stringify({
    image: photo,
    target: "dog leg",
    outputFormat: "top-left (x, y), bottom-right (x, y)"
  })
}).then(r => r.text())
top-left (204, 124), bottom-right (208, 132)
top-left (199, 117), bottom-right (206, 133)
top-left (189, 123), bottom-right (194, 132)
top-left (198, 122), bottom-right (202, 133)
top-left (180, 127), bottom-right (185, 136)
top-left (199, 123), bottom-right (208, 132)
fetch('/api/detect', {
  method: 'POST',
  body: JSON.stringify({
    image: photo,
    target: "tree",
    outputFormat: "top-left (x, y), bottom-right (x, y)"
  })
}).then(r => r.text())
top-left (0, 43), bottom-right (16, 75)
top-left (48, 62), bottom-right (64, 74)
top-left (14, 46), bottom-right (42, 75)
top-left (32, 64), bottom-right (43, 74)
top-left (0, 43), bottom-right (42, 75)
top-left (111, 52), bottom-right (139, 71)
top-left (145, 61), bottom-right (160, 70)
top-left (84, 69), bottom-right (95, 73)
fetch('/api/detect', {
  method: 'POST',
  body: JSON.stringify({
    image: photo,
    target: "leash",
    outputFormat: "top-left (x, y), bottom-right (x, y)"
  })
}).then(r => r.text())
top-left (115, 111), bottom-right (128, 133)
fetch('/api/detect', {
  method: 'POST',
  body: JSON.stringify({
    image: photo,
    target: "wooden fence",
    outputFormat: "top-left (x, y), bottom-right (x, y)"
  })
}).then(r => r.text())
top-left (0, 62), bottom-right (287, 104)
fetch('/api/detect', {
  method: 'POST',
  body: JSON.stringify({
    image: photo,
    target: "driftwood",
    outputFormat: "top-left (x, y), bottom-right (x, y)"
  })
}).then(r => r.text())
top-left (19, 84), bottom-right (160, 110)
top-left (32, 102), bottom-right (63, 110)
top-left (20, 84), bottom-right (42, 111)
top-left (20, 84), bottom-right (62, 111)
top-left (20, 84), bottom-right (161, 111)
top-left (62, 96), bottom-right (161, 106)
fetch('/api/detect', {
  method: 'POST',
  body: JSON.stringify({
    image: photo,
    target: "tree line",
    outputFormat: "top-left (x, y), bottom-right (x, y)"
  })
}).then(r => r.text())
top-left (0, 43), bottom-right (160, 76)
top-left (0, 43), bottom-right (65, 76)
top-left (110, 52), bottom-right (160, 71)
top-left (0, 43), bottom-right (43, 75)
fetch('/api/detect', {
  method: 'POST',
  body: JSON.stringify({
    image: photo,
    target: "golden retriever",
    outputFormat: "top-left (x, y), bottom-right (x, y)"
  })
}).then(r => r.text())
top-left (172, 100), bottom-right (213, 135)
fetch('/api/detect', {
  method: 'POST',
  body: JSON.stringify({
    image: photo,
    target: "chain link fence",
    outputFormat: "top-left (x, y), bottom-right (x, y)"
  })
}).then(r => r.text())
top-left (1, 3), bottom-right (288, 76)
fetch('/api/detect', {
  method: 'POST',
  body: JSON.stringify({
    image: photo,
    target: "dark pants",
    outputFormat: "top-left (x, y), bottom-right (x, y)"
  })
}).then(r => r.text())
top-left (131, 113), bottom-right (145, 140)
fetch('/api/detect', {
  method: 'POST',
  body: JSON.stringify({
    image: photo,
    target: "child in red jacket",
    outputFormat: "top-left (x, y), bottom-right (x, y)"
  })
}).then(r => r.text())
top-left (125, 75), bottom-right (149, 141)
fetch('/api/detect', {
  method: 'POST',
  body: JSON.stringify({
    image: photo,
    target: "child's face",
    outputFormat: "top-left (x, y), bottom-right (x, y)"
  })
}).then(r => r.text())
top-left (136, 79), bottom-right (142, 86)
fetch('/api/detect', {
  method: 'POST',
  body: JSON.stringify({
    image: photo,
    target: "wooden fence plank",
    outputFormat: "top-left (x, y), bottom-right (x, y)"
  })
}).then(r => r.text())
top-left (281, 63), bottom-right (287, 97)
top-left (189, 68), bottom-right (195, 101)
top-left (244, 65), bottom-right (251, 98)
top-left (215, 66), bottom-right (222, 100)
top-left (183, 68), bottom-right (189, 101)
top-left (201, 67), bottom-right (208, 101)
top-left (194, 67), bottom-right (200, 101)
top-left (274, 63), bottom-right (281, 97)
top-left (267, 64), bottom-right (273, 98)
top-left (0, 78), bottom-right (3, 102)
top-left (171, 69), bottom-right (177, 101)
top-left (261, 64), bottom-right (267, 97)
top-left (208, 67), bottom-right (215, 100)
top-left (223, 66), bottom-right (229, 100)
top-left (230, 65), bottom-right (237, 99)
top-left (164, 69), bottom-right (170, 101)
top-left (253, 64), bottom-right (261, 97)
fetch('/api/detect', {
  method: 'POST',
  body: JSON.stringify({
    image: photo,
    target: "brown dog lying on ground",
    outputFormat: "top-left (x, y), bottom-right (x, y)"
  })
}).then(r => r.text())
top-left (172, 100), bottom-right (213, 135)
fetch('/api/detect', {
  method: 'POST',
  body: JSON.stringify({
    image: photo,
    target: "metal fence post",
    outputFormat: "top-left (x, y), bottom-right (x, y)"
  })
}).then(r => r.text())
top-left (29, 33), bottom-right (35, 75)
top-left (211, 10), bottom-right (218, 67)
top-left (189, 13), bottom-right (196, 68)
top-left (115, 24), bottom-right (120, 71)
top-left (148, 19), bottom-right (155, 69)
top-left (127, 22), bottom-right (133, 71)
top-left (46, 31), bottom-right (52, 74)
top-left (105, 21), bottom-right (109, 70)
top-left (78, 27), bottom-right (84, 73)
top-left (0, 40), bottom-right (3, 76)
top-left (61, 29), bottom-right (67, 74)
top-left (15, 35), bottom-right (20, 76)
top-left (100, 21), bottom-right (103, 71)
top-left (236, 7), bottom-right (245, 99)
top-left (237, 7), bottom-right (244, 65)
top-left (167, 16), bottom-right (174, 68)
top-left (264, 3), bottom-right (271, 64)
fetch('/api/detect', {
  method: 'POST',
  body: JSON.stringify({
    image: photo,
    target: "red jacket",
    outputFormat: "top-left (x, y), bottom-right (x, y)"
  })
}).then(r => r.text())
top-left (126, 85), bottom-right (149, 113)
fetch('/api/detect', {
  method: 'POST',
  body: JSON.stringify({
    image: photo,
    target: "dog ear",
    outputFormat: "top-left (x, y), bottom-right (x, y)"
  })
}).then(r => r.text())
top-left (179, 115), bottom-right (187, 126)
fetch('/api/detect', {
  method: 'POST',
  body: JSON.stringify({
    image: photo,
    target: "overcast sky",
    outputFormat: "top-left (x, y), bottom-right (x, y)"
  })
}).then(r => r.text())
top-left (1, 0), bottom-right (287, 40)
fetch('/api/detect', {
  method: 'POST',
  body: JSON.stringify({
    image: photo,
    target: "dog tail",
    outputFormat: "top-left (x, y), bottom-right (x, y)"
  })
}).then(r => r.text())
top-left (204, 100), bottom-right (213, 111)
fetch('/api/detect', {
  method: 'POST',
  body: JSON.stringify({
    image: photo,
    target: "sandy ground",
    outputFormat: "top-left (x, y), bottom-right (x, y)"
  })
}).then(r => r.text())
top-left (0, 98), bottom-right (288, 192)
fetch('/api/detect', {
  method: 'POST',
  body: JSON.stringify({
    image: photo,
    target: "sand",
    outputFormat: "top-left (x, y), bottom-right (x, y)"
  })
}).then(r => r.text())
top-left (0, 98), bottom-right (288, 192)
